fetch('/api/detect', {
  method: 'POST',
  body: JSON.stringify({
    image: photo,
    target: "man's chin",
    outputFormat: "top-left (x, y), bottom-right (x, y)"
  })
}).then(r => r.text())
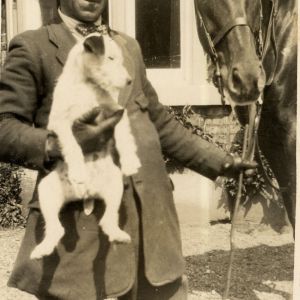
top-left (76, 1), bottom-right (106, 22)
top-left (77, 11), bottom-right (102, 23)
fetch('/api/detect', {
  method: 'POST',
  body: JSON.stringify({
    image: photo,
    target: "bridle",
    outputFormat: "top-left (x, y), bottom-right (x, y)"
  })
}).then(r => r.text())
top-left (195, 0), bottom-right (279, 186)
top-left (194, 2), bottom-right (280, 298)
top-left (194, 0), bottom-right (278, 105)
top-left (195, 5), bottom-right (263, 105)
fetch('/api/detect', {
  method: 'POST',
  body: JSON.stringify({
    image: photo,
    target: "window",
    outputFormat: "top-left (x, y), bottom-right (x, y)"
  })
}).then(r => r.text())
top-left (109, 0), bottom-right (220, 105)
top-left (11, 0), bottom-right (221, 106)
top-left (135, 0), bottom-right (180, 69)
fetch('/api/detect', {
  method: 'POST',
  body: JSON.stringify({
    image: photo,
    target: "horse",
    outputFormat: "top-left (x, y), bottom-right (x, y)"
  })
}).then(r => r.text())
top-left (194, 0), bottom-right (297, 233)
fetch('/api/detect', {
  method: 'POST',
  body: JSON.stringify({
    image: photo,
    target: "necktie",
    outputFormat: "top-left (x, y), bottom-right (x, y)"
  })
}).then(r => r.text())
top-left (75, 23), bottom-right (109, 37)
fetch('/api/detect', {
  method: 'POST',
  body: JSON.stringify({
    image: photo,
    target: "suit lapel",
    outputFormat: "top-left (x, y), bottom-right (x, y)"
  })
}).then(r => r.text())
top-left (47, 20), bottom-right (77, 66)
top-left (112, 33), bottom-right (136, 108)
top-left (47, 22), bottom-right (135, 107)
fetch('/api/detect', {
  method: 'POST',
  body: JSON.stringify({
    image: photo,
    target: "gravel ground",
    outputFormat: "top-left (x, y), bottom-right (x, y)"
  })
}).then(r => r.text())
top-left (0, 224), bottom-right (294, 300)
top-left (0, 229), bottom-right (34, 300)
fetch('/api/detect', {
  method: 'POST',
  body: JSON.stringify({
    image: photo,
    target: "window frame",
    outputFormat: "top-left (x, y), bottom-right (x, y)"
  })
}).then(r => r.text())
top-left (109, 0), bottom-right (221, 106)
top-left (11, 0), bottom-right (221, 106)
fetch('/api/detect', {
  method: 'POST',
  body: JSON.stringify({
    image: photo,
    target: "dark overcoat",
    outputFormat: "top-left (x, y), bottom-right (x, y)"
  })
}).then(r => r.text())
top-left (0, 18), bottom-right (230, 299)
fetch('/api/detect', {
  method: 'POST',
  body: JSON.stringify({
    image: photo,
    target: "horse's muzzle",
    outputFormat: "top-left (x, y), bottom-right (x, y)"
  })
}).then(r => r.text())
top-left (228, 64), bottom-right (266, 105)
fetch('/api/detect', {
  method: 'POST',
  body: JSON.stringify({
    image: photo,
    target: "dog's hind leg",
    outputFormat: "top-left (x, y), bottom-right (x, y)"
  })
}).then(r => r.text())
top-left (94, 156), bottom-right (131, 243)
top-left (30, 171), bottom-right (65, 259)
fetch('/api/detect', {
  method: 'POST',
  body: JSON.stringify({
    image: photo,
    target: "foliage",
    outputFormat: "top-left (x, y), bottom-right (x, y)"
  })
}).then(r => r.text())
top-left (165, 105), bottom-right (224, 174)
top-left (0, 163), bottom-right (26, 228)
top-left (225, 127), bottom-right (283, 210)
top-left (165, 105), bottom-right (282, 209)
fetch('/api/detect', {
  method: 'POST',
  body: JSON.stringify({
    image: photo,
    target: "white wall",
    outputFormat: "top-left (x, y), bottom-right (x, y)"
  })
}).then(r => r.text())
top-left (16, 0), bottom-right (42, 32)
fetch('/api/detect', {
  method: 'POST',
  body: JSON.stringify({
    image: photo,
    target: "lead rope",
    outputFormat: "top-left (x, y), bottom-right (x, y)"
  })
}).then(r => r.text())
top-left (255, 0), bottom-right (280, 192)
top-left (223, 101), bottom-right (262, 300)
top-left (223, 124), bottom-right (249, 300)
top-left (222, 0), bottom-right (281, 297)
top-left (254, 0), bottom-right (280, 192)
top-left (222, 3), bottom-right (266, 299)
top-left (195, 2), bottom-right (277, 298)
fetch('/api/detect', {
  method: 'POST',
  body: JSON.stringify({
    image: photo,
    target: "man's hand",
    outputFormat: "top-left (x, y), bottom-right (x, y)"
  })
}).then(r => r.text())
top-left (222, 154), bottom-right (258, 179)
top-left (72, 107), bottom-right (123, 154)
top-left (45, 107), bottom-right (124, 166)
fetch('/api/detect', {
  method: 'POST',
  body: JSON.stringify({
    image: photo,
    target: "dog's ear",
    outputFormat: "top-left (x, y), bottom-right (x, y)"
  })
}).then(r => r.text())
top-left (83, 36), bottom-right (105, 55)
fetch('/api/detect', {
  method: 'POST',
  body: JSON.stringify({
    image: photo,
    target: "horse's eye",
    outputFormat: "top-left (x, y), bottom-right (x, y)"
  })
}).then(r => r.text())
top-left (108, 56), bottom-right (114, 61)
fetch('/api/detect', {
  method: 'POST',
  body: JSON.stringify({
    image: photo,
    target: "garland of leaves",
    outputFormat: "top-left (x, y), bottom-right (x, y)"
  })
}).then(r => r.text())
top-left (225, 127), bottom-right (283, 208)
top-left (165, 105), bottom-right (225, 173)
top-left (165, 105), bottom-right (283, 209)
top-left (0, 163), bottom-right (26, 228)
top-left (0, 2), bottom-right (26, 228)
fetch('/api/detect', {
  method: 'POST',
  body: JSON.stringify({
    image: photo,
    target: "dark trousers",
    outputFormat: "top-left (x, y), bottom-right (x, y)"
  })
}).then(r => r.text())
top-left (118, 274), bottom-right (188, 300)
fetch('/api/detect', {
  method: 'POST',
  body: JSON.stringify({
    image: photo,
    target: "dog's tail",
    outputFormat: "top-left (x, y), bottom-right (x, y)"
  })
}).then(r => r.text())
top-left (114, 111), bottom-right (141, 176)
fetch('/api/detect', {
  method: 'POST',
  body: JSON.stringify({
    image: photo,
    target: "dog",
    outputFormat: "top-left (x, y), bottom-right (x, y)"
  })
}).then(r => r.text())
top-left (30, 33), bottom-right (141, 260)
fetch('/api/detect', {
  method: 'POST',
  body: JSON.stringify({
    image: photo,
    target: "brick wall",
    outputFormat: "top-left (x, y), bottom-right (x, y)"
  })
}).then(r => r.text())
top-left (182, 105), bottom-right (240, 150)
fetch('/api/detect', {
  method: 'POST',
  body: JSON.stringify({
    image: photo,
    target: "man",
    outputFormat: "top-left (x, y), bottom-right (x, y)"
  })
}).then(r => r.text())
top-left (0, 1), bottom-right (256, 299)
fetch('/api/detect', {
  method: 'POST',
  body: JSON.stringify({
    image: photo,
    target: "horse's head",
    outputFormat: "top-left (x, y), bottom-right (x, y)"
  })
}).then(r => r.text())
top-left (195, 0), bottom-right (266, 105)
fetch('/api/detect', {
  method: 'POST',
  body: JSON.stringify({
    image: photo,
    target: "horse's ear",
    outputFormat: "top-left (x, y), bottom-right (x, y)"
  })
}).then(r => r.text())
top-left (83, 35), bottom-right (105, 55)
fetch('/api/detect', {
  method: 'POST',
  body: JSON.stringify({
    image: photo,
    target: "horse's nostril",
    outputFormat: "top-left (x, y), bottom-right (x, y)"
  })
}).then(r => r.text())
top-left (230, 67), bottom-right (262, 101)
top-left (126, 78), bottom-right (132, 85)
top-left (232, 69), bottom-right (243, 88)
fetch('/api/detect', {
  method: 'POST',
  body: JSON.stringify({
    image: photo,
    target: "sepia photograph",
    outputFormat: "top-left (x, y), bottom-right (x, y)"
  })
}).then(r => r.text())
top-left (0, 0), bottom-right (298, 299)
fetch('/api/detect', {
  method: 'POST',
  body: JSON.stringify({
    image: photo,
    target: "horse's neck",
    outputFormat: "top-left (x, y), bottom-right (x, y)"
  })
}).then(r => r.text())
top-left (277, 0), bottom-right (297, 14)
top-left (261, 0), bottom-right (297, 85)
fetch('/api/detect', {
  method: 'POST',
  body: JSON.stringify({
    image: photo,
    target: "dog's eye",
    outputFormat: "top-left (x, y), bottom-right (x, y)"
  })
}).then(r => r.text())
top-left (108, 56), bottom-right (114, 61)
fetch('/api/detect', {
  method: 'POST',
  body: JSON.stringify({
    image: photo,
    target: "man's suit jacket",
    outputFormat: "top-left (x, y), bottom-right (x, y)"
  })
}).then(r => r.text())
top-left (0, 18), bottom-right (230, 299)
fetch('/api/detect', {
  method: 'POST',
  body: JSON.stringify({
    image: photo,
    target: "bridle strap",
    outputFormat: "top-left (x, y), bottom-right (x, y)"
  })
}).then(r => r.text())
top-left (194, 3), bottom-right (218, 61)
top-left (194, 8), bottom-right (252, 106)
top-left (212, 17), bottom-right (250, 46)
top-left (262, 0), bottom-right (278, 85)
top-left (195, 1), bottom-right (276, 105)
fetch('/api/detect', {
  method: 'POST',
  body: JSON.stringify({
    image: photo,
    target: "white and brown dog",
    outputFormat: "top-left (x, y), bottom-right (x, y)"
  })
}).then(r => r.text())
top-left (30, 33), bottom-right (140, 260)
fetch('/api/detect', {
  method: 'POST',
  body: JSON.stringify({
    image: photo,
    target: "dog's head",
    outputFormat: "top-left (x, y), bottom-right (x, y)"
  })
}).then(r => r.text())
top-left (68, 33), bottom-right (132, 101)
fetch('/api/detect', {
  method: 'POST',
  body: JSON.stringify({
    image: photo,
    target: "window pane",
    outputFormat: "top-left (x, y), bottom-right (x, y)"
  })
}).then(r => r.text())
top-left (135, 0), bottom-right (180, 69)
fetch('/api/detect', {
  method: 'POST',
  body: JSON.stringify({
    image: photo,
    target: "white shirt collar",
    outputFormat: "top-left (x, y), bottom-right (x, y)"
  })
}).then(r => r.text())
top-left (58, 8), bottom-right (102, 41)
